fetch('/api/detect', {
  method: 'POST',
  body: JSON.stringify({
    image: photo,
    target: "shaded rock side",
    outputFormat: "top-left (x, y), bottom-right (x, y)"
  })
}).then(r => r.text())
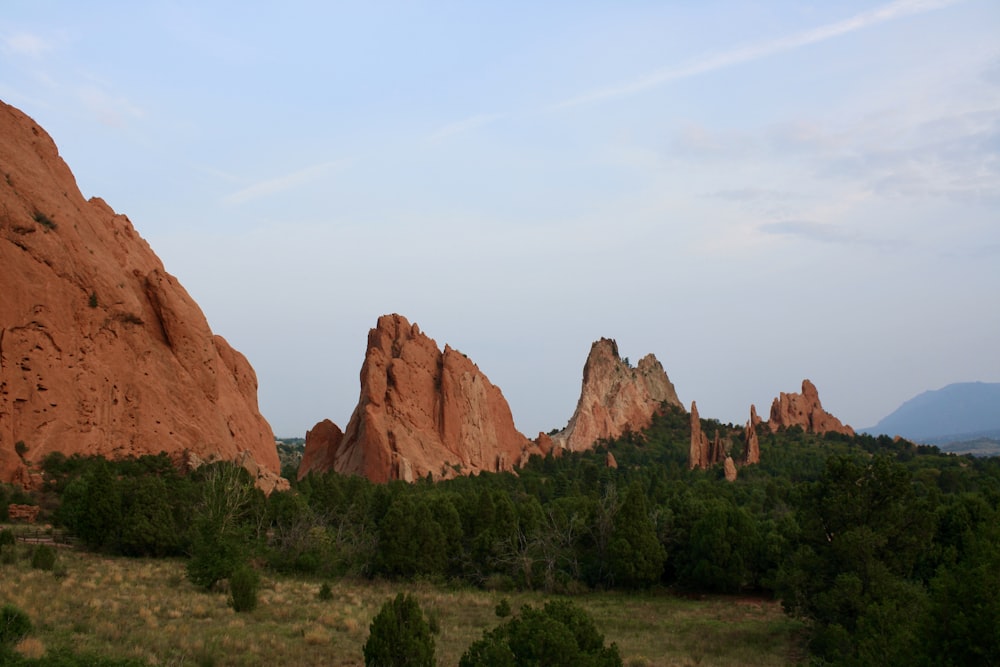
top-left (768, 379), bottom-right (854, 436)
top-left (298, 314), bottom-right (535, 483)
top-left (553, 338), bottom-right (682, 453)
top-left (0, 101), bottom-right (282, 489)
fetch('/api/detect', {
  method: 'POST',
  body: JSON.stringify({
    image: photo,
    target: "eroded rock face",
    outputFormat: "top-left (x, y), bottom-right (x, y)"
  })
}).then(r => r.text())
top-left (299, 314), bottom-right (535, 482)
top-left (0, 101), bottom-right (283, 490)
top-left (553, 338), bottom-right (682, 453)
top-left (768, 379), bottom-right (854, 436)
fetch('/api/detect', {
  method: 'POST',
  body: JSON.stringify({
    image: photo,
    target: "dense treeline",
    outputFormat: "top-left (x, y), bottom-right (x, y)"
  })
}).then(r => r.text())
top-left (7, 403), bottom-right (999, 665)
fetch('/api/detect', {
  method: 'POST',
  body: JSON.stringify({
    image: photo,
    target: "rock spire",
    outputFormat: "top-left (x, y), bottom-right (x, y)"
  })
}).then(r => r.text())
top-left (552, 338), bottom-right (682, 453)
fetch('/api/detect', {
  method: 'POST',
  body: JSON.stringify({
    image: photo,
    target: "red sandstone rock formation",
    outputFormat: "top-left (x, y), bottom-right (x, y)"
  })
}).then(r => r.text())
top-left (690, 401), bottom-right (730, 471)
top-left (606, 451), bottom-right (618, 469)
top-left (6, 504), bottom-right (40, 523)
top-left (723, 456), bottom-right (738, 482)
top-left (299, 419), bottom-right (344, 478)
top-left (689, 401), bottom-right (711, 470)
top-left (0, 101), bottom-right (284, 492)
top-left (743, 404), bottom-right (761, 465)
top-left (552, 338), bottom-right (682, 453)
top-left (298, 314), bottom-right (536, 482)
top-left (768, 379), bottom-right (854, 436)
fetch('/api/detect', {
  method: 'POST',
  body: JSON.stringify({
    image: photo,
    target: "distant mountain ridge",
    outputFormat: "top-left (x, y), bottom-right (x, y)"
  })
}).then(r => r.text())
top-left (864, 382), bottom-right (1000, 442)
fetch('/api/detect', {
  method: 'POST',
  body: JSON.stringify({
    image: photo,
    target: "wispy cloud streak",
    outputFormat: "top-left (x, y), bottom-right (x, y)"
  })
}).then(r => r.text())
top-left (759, 220), bottom-right (908, 250)
top-left (224, 160), bottom-right (347, 205)
top-left (553, 0), bottom-right (963, 110)
top-left (427, 113), bottom-right (507, 142)
top-left (2, 32), bottom-right (53, 57)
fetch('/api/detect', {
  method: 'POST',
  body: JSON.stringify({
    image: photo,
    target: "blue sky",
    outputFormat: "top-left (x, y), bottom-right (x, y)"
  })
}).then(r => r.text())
top-left (3, 1), bottom-right (998, 437)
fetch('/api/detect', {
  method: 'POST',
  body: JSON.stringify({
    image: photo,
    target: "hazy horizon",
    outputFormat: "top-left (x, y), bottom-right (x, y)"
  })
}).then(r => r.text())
top-left (3, 1), bottom-right (998, 438)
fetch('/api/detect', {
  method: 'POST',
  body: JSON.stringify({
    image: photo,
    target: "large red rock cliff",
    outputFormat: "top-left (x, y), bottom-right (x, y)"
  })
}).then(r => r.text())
top-left (298, 314), bottom-right (536, 482)
top-left (0, 101), bottom-right (283, 491)
top-left (768, 379), bottom-right (854, 436)
top-left (552, 338), bottom-right (682, 452)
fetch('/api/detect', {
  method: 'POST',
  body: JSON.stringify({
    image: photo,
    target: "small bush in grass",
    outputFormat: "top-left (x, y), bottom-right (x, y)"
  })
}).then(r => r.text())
top-left (229, 564), bottom-right (259, 613)
top-left (318, 582), bottom-right (333, 601)
top-left (495, 598), bottom-right (511, 618)
top-left (0, 529), bottom-right (14, 548)
top-left (459, 600), bottom-right (622, 667)
top-left (31, 544), bottom-right (56, 571)
top-left (363, 593), bottom-right (435, 667)
top-left (0, 604), bottom-right (32, 646)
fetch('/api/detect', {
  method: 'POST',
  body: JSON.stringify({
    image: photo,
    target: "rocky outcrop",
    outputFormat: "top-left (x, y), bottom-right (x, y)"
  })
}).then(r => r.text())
top-left (606, 451), bottom-right (618, 469)
top-left (690, 401), bottom-right (734, 473)
top-left (689, 401), bottom-right (728, 470)
top-left (552, 338), bottom-right (682, 453)
top-left (689, 402), bottom-right (710, 470)
top-left (743, 404), bottom-right (761, 465)
top-left (298, 314), bottom-right (536, 482)
top-left (299, 420), bottom-right (344, 479)
top-left (723, 456), bottom-right (738, 482)
top-left (0, 101), bottom-right (283, 490)
top-left (768, 379), bottom-right (854, 436)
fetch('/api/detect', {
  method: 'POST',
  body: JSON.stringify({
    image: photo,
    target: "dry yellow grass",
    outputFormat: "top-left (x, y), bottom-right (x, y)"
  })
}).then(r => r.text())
top-left (0, 543), bottom-right (805, 666)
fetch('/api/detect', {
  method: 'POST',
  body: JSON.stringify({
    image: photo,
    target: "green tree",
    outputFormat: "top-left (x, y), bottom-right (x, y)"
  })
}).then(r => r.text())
top-left (363, 593), bottom-right (435, 667)
top-left (229, 563), bottom-right (260, 613)
top-left (119, 476), bottom-right (182, 557)
top-left (607, 482), bottom-right (665, 588)
top-left (376, 495), bottom-right (448, 578)
top-left (187, 463), bottom-right (260, 589)
top-left (923, 514), bottom-right (1000, 666)
top-left (0, 604), bottom-right (31, 646)
top-left (459, 600), bottom-right (622, 667)
top-left (776, 455), bottom-right (937, 663)
top-left (676, 498), bottom-right (760, 592)
top-left (61, 459), bottom-right (123, 551)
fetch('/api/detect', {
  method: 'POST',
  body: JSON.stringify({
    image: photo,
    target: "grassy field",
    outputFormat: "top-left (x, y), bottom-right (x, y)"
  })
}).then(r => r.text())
top-left (0, 532), bottom-right (806, 666)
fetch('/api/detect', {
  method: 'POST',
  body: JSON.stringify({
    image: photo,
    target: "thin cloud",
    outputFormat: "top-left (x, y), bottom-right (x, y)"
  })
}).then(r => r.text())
top-left (223, 160), bottom-right (347, 205)
top-left (77, 85), bottom-right (145, 128)
top-left (759, 220), bottom-right (907, 250)
top-left (552, 0), bottom-right (964, 110)
top-left (3, 32), bottom-right (53, 57)
top-left (427, 113), bottom-right (507, 142)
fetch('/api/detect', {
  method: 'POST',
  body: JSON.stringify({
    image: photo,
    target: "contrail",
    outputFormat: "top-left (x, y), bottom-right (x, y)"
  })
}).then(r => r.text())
top-left (551, 0), bottom-right (964, 110)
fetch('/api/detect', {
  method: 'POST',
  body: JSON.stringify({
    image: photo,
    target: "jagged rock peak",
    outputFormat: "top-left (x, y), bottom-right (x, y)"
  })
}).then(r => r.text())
top-left (768, 379), bottom-right (854, 436)
top-left (553, 338), bottom-right (682, 452)
top-left (0, 101), bottom-right (284, 491)
top-left (297, 314), bottom-right (537, 483)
